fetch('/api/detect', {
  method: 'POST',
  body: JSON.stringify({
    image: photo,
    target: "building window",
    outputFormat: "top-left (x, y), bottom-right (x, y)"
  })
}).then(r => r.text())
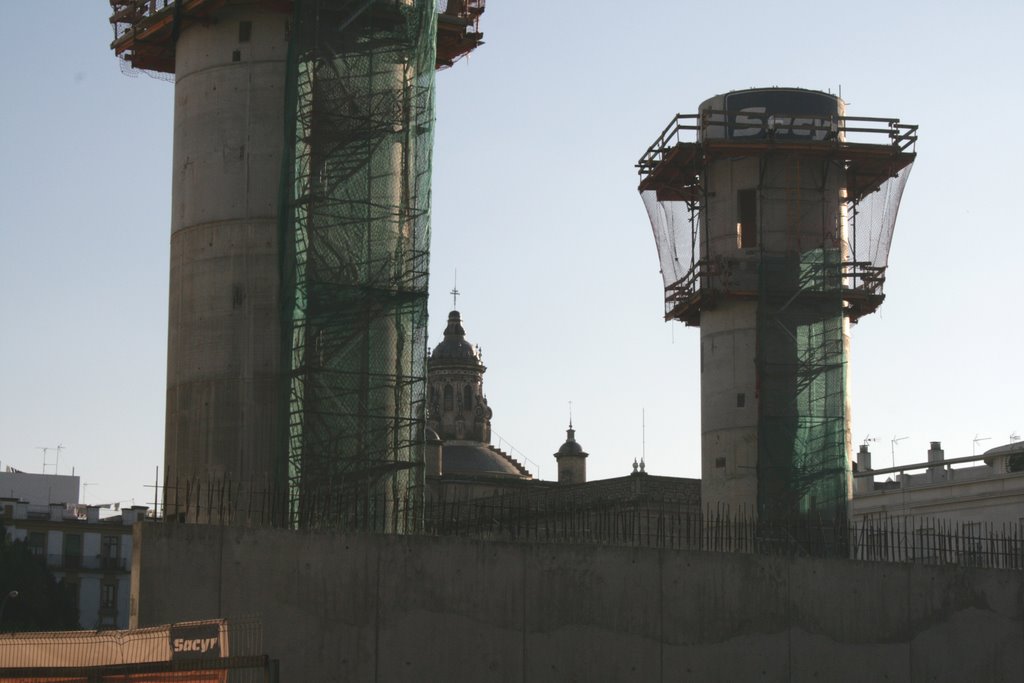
top-left (238, 21), bottom-right (252, 43)
top-left (102, 535), bottom-right (120, 569)
top-left (443, 384), bottom-right (453, 411)
top-left (63, 533), bottom-right (82, 570)
top-left (737, 189), bottom-right (757, 248)
top-left (463, 385), bottom-right (473, 411)
top-left (736, 393), bottom-right (746, 408)
top-left (27, 531), bottom-right (46, 558)
top-left (101, 583), bottom-right (117, 610)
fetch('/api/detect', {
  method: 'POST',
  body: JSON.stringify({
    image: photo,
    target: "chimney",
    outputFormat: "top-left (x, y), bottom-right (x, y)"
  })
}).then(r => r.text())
top-left (856, 444), bottom-right (873, 495)
top-left (858, 444), bottom-right (872, 471)
top-left (49, 503), bottom-right (64, 521)
top-left (928, 441), bottom-right (947, 484)
top-left (86, 505), bottom-right (100, 523)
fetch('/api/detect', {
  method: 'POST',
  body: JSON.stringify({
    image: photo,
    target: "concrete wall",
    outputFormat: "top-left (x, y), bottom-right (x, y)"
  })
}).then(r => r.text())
top-left (132, 524), bottom-right (1024, 682)
top-left (0, 472), bottom-right (79, 505)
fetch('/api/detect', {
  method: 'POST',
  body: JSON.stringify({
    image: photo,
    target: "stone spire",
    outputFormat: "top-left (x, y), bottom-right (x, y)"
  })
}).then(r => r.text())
top-left (426, 310), bottom-right (491, 442)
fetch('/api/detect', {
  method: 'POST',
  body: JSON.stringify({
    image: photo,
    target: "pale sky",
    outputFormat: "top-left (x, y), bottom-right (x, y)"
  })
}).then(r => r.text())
top-left (1, 1), bottom-right (1021, 508)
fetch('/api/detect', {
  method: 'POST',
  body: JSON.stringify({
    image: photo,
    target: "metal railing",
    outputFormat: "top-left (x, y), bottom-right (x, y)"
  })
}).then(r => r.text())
top-left (46, 555), bottom-right (129, 572)
top-left (662, 257), bottom-right (887, 321)
top-left (637, 109), bottom-right (918, 177)
top-left (109, 0), bottom-right (175, 40)
top-left (146, 477), bottom-right (1023, 570)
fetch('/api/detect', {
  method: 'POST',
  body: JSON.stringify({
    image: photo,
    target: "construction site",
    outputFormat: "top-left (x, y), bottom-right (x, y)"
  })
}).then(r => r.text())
top-left (0, 1), bottom-right (1020, 681)
top-left (108, 0), bottom-right (486, 531)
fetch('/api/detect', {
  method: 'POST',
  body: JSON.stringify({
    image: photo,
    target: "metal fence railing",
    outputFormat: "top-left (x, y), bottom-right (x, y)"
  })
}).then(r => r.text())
top-left (148, 477), bottom-right (1024, 571)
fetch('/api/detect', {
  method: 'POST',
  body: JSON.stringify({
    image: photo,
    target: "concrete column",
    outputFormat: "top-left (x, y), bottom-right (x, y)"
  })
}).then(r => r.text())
top-left (698, 150), bottom-right (850, 517)
top-left (164, 3), bottom-right (291, 517)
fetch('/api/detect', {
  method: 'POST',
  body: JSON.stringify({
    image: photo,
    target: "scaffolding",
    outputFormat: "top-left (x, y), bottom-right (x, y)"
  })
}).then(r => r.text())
top-left (639, 108), bottom-right (916, 526)
top-left (756, 248), bottom-right (848, 524)
top-left (111, 1), bottom-right (487, 530)
top-left (278, 0), bottom-right (438, 531)
top-left (110, 0), bottom-right (485, 75)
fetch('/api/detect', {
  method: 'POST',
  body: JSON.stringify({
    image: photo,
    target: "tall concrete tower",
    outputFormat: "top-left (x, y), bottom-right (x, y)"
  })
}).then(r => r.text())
top-left (109, 0), bottom-right (485, 526)
top-left (638, 88), bottom-right (916, 526)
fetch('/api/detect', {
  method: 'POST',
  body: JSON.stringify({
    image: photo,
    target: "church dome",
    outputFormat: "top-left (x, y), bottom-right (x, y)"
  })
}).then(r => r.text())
top-left (442, 441), bottom-right (531, 478)
top-left (431, 310), bottom-right (481, 363)
top-left (555, 426), bottom-right (588, 458)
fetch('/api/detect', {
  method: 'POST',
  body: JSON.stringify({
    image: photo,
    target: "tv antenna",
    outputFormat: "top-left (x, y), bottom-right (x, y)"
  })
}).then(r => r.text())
top-left (1009, 432), bottom-right (1020, 443)
top-left (972, 434), bottom-right (991, 455)
top-left (82, 482), bottom-right (99, 503)
top-left (642, 408), bottom-right (646, 464)
top-left (890, 435), bottom-right (907, 468)
top-left (36, 444), bottom-right (66, 475)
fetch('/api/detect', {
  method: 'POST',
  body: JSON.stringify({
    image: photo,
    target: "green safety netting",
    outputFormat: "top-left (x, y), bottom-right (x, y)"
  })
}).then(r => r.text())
top-left (278, 0), bottom-right (437, 531)
top-left (756, 249), bottom-right (848, 528)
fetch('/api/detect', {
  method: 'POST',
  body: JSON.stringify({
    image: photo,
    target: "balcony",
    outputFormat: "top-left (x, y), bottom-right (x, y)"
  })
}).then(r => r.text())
top-left (47, 555), bottom-right (129, 572)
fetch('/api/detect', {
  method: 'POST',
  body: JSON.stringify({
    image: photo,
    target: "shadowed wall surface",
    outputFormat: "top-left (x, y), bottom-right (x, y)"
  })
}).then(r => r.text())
top-left (131, 524), bottom-right (1023, 682)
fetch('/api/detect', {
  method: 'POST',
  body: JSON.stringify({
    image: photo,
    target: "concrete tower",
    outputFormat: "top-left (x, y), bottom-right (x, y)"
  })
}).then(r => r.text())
top-left (639, 88), bottom-right (916, 524)
top-left (110, 1), bottom-right (486, 524)
top-left (166, 5), bottom-right (290, 498)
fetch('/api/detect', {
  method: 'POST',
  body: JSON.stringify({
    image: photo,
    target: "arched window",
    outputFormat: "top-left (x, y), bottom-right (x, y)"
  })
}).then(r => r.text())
top-left (443, 384), bottom-right (453, 411)
top-left (463, 385), bottom-right (473, 411)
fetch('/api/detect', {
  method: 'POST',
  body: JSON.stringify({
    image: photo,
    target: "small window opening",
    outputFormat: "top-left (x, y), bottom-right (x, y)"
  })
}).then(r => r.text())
top-left (443, 384), bottom-right (453, 411)
top-left (232, 49), bottom-right (241, 62)
top-left (238, 21), bottom-right (253, 43)
top-left (715, 457), bottom-right (726, 469)
top-left (101, 583), bottom-right (117, 609)
top-left (737, 189), bottom-right (757, 248)
top-left (736, 393), bottom-right (746, 408)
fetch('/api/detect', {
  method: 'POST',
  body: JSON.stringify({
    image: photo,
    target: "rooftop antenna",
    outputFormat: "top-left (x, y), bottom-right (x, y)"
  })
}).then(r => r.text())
top-left (641, 408), bottom-right (646, 466)
top-left (973, 434), bottom-right (991, 455)
top-left (1009, 432), bottom-right (1020, 443)
top-left (862, 434), bottom-right (878, 447)
top-left (36, 444), bottom-right (65, 475)
top-left (890, 435), bottom-right (907, 468)
top-left (450, 270), bottom-right (460, 309)
top-left (82, 482), bottom-right (99, 504)
top-left (568, 400), bottom-right (573, 428)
